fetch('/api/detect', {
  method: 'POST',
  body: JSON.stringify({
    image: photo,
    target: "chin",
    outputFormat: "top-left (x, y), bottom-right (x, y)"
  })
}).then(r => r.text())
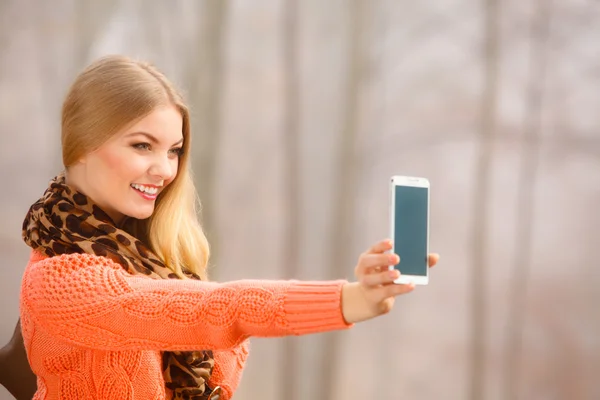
top-left (125, 207), bottom-right (155, 221)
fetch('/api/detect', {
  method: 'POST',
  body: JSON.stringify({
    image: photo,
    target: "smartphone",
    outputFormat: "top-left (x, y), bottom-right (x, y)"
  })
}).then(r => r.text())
top-left (389, 175), bottom-right (430, 285)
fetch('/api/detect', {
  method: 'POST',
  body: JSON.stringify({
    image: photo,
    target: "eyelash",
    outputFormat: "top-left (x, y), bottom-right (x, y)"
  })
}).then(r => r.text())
top-left (170, 147), bottom-right (184, 157)
top-left (132, 143), bottom-right (151, 151)
top-left (132, 143), bottom-right (184, 157)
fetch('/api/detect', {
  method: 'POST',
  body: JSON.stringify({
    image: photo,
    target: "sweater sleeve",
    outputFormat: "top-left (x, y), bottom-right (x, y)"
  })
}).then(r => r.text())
top-left (20, 253), bottom-right (351, 352)
top-left (207, 339), bottom-right (250, 399)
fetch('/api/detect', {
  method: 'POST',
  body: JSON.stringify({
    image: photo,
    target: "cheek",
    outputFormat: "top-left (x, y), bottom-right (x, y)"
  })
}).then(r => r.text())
top-left (95, 148), bottom-right (145, 181)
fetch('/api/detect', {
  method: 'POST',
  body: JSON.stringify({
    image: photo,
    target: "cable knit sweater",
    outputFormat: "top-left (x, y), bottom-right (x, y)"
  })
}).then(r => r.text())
top-left (19, 251), bottom-right (352, 399)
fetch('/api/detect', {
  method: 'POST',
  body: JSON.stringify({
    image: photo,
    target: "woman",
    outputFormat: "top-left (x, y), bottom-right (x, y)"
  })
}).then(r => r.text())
top-left (19, 55), bottom-right (439, 400)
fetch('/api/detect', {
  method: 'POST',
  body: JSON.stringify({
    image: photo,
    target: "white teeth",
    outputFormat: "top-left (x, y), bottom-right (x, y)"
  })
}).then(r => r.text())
top-left (131, 184), bottom-right (158, 195)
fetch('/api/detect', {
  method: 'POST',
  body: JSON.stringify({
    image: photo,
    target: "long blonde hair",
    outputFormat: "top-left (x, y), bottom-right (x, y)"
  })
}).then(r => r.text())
top-left (61, 55), bottom-right (209, 280)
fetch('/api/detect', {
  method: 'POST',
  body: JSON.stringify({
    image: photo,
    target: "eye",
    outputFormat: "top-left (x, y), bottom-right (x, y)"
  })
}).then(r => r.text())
top-left (132, 143), bottom-right (151, 151)
top-left (169, 147), bottom-right (184, 157)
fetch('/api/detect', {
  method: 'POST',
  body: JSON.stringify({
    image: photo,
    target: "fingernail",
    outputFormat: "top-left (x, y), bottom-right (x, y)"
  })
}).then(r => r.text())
top-left (389, 270), bottom-right (398, 278)
top-left (389, 255), bottom-right (398, 264)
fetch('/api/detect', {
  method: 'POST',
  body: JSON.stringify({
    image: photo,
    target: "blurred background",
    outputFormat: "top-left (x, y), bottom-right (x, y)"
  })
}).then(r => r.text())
top-left (1, 0), bottom-right (599, 399)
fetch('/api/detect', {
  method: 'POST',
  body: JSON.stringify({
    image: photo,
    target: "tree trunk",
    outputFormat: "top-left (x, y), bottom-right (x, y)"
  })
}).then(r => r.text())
top-left (188, 0), bottom-right (229, 265)
top-left (469, 0), bottom-right (500, 398)
top-left (280, 0), bottom-right (301, 399)
top-left (319, 0), bottom-right (368, 398)
top-left (503, 0), bottom-right (552, 397)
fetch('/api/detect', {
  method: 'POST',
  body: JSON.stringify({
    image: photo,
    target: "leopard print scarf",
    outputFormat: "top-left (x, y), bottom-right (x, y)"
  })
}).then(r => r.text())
top-left (22, 173), bottom-right (217, 400)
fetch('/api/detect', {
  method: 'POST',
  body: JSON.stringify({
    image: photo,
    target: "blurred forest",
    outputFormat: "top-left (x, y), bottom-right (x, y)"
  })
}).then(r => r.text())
top-left (1, 0), bottom-right (599, 399)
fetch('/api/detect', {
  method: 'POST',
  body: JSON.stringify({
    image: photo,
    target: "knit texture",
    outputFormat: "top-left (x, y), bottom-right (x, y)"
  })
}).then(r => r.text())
top-left (22, 171), bottom-right (218, 398)
top-left (20, 251), bottom-right (351, 399)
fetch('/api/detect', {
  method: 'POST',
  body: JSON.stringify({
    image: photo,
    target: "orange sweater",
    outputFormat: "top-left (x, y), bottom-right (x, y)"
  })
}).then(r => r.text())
top-left (19, 251), bottom-right (351, 399)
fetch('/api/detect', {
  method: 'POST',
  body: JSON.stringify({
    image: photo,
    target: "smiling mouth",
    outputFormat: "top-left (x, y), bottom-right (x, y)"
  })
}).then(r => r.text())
top-left (130, 183), bottom-right (160, 196)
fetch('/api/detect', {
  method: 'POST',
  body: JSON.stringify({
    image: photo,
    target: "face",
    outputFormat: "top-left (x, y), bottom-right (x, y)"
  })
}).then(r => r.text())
top-left (74, 105), bottom-right (184, 224)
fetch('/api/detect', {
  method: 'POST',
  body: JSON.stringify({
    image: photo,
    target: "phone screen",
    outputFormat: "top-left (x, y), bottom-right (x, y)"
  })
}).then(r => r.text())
top-left (393, 185), bottom-right (429, 277)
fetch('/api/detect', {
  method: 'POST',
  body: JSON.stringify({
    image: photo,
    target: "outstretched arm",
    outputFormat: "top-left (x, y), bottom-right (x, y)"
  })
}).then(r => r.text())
top-left (21, 252), bottom-right (351, 352)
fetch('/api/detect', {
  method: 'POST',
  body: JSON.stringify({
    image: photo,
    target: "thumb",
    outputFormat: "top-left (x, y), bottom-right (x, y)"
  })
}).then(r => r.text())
top-left (379, 297), bottom-right (395, 315)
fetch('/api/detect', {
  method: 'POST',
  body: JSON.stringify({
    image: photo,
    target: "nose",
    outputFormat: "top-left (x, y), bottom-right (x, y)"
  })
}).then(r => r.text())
top-left (149, 153), bottom-right (175, 181)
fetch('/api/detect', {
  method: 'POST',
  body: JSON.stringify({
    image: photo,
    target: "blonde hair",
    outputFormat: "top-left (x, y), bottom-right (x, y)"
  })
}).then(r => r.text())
top-left (61, 55), bottom-right (209, 280)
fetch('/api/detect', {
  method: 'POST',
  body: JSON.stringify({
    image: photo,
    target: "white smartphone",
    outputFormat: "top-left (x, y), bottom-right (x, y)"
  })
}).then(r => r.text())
top-left (389, 175), bottom-right (430, 285)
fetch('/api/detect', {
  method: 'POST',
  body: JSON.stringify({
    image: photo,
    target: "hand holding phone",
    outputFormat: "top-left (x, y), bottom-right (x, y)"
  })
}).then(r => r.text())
top-left (342, 238), bottom-right (439, 323)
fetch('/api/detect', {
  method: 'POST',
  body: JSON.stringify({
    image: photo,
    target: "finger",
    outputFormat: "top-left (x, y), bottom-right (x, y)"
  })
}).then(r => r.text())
top-left (374, 265), bottom-right (391, 273)
top-left (355, 253), bottom-right (398, 278)
top-left (359, 269), bottom-right (399, 287)
top-left (357, 253), bottom-right (399, 272)
top-left (428, 253), bottom-right (440, 268)
top-left (366, 239), bottom-right (393, 254)
top-left (376, 282), bottom-right (416, 300)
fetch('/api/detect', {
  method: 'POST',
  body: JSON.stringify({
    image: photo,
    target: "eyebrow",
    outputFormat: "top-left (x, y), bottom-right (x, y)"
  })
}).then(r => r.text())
top-left (127, 131), bottom-right (183, 146)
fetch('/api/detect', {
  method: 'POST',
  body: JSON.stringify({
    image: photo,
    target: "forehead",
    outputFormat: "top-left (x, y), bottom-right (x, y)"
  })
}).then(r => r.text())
top-left (120, 106), bottom-right (183, 142)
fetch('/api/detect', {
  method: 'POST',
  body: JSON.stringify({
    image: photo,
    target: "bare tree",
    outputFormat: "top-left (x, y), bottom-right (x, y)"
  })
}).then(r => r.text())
top-left (319, 0), bottom-right (369, 399)
top-left (503, 1), bottom-right (552, 398)
top-left (187, 0), bottom-right (229, 264)
top-left (469, 0), bottom-right (500, 398)
top-left (280, 0), bottom-right (301, 399)
top-left (74, 0), bottom-right (118, 63)
top-left (36, 0), bottom-right (118, 171)
top-left (0, 2), bottom-right (11, 61)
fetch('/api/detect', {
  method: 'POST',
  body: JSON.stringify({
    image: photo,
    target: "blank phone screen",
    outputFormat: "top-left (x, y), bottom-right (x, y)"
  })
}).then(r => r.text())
top-left (393, 185), bottom-right (429, 277)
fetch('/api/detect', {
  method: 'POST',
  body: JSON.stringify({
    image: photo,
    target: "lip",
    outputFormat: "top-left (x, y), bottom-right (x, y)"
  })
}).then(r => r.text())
top-left (130, 183), bottom-right (162, 200)
top-left (135, 191), bottom-right (157, 200)
top-left (131, 187), bottom-right (158, 201)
